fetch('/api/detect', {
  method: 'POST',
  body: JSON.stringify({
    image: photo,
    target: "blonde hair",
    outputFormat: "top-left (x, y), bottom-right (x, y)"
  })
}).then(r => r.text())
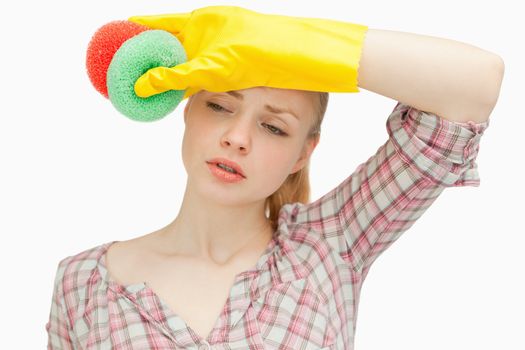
top-left (264, 92), bottom-right (329, 231)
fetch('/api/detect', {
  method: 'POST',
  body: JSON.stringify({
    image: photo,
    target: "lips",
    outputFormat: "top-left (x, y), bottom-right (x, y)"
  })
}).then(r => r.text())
top-left (206, 157), bottom-right (246, 178)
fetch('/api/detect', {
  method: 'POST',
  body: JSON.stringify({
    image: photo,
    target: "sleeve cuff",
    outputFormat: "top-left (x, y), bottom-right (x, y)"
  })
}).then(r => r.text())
top-left (386, 102), bottom-right (490, 187)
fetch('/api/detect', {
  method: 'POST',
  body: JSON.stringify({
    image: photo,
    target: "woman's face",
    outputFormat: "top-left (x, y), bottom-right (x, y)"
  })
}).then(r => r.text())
top-left (181, 86), bottom-right (319, 205)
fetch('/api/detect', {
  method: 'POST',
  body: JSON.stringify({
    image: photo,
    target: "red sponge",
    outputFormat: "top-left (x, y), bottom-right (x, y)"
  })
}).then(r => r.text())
top-left (86, 21), bottom-right (150, 98)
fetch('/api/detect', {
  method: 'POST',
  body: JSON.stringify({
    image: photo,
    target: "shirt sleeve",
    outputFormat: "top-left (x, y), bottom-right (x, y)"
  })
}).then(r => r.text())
top-left (292, 101), bottom-right (490, 273)
top-left (46, 259), bottom-right (75, 350)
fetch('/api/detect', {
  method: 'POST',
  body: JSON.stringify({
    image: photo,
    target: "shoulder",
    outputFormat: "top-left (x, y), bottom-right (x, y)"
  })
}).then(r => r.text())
top-left (55, 235), bottom-right (151, 289)
top-left (49, 242), bottom-right (112, 326)
top-left (54, 243), bottom-right (109, 292)
top-left (51, 242), bottom-right (112, 309)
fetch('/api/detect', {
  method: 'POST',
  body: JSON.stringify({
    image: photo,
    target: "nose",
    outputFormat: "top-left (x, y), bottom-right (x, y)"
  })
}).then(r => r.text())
top-left (220, 116), bottom-right (252, 152)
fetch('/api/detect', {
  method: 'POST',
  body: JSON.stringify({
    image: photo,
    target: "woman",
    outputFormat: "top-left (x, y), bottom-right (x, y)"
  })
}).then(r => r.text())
top-left (46, 5), bottom-right (504, 349)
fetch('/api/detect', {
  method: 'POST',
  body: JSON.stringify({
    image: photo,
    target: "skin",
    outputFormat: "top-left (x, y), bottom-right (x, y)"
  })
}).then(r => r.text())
top-left (152, 86), bottom-right (320, 267)
top-left (357, 29), bottom-right (504, 124)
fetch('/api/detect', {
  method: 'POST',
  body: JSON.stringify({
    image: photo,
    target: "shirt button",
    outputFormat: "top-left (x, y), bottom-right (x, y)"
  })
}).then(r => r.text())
top-left (198, 342), bottom-right (210, 350)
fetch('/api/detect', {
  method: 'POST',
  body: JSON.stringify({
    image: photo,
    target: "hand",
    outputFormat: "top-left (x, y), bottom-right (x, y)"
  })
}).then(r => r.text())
top-left (128, 5), bottom-right (368, 99)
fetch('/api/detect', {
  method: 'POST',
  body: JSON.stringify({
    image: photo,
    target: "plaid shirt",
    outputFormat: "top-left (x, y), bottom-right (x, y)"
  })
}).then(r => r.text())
top-left (46, 102), bottom-right (490, 349)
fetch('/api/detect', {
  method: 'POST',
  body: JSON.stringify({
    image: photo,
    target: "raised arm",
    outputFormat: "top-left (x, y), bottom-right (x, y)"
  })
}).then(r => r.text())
top-left (290, 29), bottom-right (496, 275)
top-left (357, 28), bottom-right (505, 123)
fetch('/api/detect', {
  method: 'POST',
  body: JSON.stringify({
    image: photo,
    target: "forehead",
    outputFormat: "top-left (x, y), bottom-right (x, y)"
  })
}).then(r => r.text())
top-left (200, 87), bottom-right (316, 121)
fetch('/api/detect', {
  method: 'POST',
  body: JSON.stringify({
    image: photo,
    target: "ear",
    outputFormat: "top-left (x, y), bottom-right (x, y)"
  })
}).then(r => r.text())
top-left (290, 135), bottom-right (320, 174)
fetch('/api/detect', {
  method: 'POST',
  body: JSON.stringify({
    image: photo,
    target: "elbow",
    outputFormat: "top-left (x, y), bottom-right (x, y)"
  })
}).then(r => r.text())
top-left (469, 54), bottom-right (504, 123)
top-left (482, 54), bottom-right (505, 110)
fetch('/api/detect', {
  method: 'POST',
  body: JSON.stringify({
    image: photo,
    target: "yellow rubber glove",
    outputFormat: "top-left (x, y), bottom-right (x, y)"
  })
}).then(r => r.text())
top-left (128, 5), bottom-right (368, 100)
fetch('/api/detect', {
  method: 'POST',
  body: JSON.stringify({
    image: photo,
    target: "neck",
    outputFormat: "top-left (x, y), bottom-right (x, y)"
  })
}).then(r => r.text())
top-left (157, 182), bottom-right (274, 266)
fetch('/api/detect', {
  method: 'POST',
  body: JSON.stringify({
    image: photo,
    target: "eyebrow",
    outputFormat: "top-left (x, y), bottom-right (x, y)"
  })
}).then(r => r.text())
top-left (225, 91), bottom-right (299, 121)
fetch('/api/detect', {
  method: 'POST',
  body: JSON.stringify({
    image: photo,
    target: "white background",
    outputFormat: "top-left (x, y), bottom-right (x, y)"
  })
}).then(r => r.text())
top-left (0, 0), bottom-right (522, 349)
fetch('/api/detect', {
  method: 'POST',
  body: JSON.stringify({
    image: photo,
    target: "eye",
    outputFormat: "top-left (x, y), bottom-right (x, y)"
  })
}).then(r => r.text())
top-left (206, 101), bottom-right (228, 112)
top-left (206, 101), bottom-right (287, 137)
top-left (263, 123), bottom-right (287, 136)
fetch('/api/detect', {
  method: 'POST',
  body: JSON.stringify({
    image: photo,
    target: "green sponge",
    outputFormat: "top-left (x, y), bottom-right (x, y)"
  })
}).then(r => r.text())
top-left (106, 30), bottom-right (187, 122)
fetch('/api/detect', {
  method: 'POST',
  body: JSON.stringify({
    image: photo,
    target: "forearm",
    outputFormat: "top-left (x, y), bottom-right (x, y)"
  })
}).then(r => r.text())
top-left (356, 28), bottom-right (504, 123)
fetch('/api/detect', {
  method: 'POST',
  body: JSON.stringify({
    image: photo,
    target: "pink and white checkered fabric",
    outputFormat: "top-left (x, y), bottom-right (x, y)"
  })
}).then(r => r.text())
top-left (46, 102), bottom-right (489, 349)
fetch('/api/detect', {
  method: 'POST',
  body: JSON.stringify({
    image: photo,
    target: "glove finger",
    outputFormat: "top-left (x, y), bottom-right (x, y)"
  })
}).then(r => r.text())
top-left (128, 12), bottom-right (192, 35)
top-left (134, 58), bottom-right (212, 98)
